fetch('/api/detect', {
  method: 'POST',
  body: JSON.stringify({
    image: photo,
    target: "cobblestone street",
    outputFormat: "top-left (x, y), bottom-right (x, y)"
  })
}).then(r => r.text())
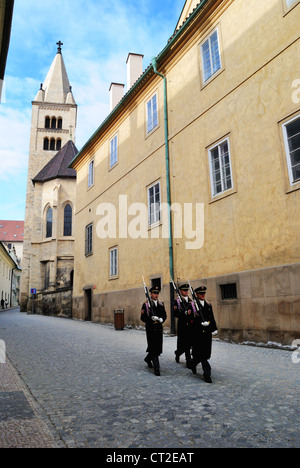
top-left (0, 308), bottom-right (299, 449)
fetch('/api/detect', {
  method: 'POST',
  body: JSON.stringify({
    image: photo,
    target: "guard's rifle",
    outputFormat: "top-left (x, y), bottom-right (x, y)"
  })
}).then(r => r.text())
top-left (142, 276), bottom-right (154, 317)
top-left (170, 277), bottom-right (183, 304)
top-left (171, 277), bottom-right (190, 315)
top-left (188, 278), bottom-right (206, 323)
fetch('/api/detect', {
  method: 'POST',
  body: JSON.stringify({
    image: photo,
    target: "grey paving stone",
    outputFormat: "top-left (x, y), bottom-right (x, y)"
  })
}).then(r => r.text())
top-left (0, 308), bottom-right (299, 448)
top-left (0, 391), bottom-right (34, 421)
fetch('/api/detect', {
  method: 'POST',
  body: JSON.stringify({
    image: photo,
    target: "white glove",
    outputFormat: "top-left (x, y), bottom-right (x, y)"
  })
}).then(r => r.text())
top-left (158, 318), bottom-right (163, 323)
top-left (201, 321), bottom-right (210, 327)
top-left (152, 316), bottom-right (159, 321)
top-left (212, 330), bottom-right (218, 336)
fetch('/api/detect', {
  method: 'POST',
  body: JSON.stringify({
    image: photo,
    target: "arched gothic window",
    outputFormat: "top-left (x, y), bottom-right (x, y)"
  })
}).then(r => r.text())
top-left (46, 207), bottom-right (53, 238)
top-left (50, 138), bottom-right (56, 151)
top-left (57, 118), bottom-right (63, 129)
top-left (45, 117), bottom-right (50, 129)
top-left (51, 117), bottom-right (57, 129)
top-left (44, 138), bottom-right (49, 150)
top-left (56, 139), bottom-right (62, 151)
top-left (63, 204), bottom-right (72, 236)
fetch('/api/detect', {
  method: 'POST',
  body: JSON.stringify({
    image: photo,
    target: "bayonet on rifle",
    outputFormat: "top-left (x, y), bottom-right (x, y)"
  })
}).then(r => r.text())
top-left (142, 276), bottom-right (154, 316)
top-left (188, 279), bottom-right (210, 327)
top-left (188, 278), bottom-right (205, 322)
top-left (170, 277), bottom-right (183, 303)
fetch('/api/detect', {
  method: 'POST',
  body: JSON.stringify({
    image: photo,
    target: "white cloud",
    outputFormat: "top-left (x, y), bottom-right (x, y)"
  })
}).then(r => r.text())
top-left (0, 106), bottom-right (30, 181)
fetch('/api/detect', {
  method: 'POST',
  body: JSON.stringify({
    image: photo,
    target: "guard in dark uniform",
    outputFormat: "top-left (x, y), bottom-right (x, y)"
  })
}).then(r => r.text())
top-left (141, 286), bottom-right (167, 376)
top-left (187, 286), bottom-right (218, 383)
top-left (173, 283), bottom-right (194, 365)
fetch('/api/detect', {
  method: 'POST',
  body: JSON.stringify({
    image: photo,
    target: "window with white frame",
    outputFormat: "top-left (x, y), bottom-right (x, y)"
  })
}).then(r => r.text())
top-left (282, 115), bottom-right (300, 185)
top-left (148, 182), bottom-right (161, 225)
top-left (146, 94), bottom-right (158, 134)
top-left (88, 160), bottom-right (94, 188)
top-left (201, 28), bottom-right (221, 83)
top-left (209, 138), bottom-right (233, 197)
top-left (110, 247), bottom-right (118, 277)
top-left (85, 223), bottom-right (93, 255)
top-left (110, 135), bottom-right (118, 168)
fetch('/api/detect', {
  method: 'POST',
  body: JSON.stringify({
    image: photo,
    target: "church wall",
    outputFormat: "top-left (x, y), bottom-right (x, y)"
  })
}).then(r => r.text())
top-left (23, 175), bottom-right (75, 310)
top-left (20, 48), bottom-right (77, 312)
top-left (72, 0), bottom-right (300, 344)
top-left (35, 104), bottom-right (77, 153)
top-left (29, 288), bottom-right (73, 318)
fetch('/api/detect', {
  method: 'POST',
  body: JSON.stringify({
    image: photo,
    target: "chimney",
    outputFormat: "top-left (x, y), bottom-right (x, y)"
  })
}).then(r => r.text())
top-left (109, 83), bottom-right (125, 111)
top-left (126, 53), bottom-right (144, 90)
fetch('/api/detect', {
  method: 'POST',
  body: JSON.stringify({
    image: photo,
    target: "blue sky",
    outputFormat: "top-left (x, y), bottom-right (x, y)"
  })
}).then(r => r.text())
top-left (0, 0), bottom-right (184, 221)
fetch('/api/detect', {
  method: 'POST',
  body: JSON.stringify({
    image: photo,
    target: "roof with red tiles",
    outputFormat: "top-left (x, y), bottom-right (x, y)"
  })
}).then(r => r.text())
top-left (0, 220), bottom-right (24, 242)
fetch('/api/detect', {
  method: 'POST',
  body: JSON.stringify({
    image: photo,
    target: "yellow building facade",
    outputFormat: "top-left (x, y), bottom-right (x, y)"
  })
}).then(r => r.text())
top-left (71, 0), bottom-right (300, 345)
top-left (0, 242), bottom-right (20, 308)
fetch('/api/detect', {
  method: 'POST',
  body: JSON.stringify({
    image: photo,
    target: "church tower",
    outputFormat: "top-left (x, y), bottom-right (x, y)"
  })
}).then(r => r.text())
top-left (20, 42), bottom-right (77, 312)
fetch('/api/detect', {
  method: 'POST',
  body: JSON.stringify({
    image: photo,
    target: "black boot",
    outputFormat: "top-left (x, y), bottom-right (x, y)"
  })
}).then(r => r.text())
top-left (185, 349), bottom-right (191, 366)
top-left (152, 356), bottom-right (160, 376)
top-left (187, 359), bottom-right (196, 374)
top-left (144, 354), bottom-right (153, 368)
top-left (202, 360), bottom-right (212, 383)
top-left (204, 374), bottom-right (212, 383)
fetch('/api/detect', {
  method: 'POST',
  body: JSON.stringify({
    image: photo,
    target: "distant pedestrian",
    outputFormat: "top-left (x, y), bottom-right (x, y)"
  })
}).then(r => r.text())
top-left (187, 286), bottom-right (218, 383)
top-left (141, 286), bottom-right (167, 376)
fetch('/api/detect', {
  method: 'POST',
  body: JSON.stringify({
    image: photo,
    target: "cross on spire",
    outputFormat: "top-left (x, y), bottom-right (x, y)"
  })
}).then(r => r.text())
top-left (57, 41), bottom-right (63, 54)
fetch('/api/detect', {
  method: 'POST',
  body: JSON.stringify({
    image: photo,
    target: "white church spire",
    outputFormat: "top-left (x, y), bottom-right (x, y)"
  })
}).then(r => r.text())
top-left (34, 41), bottom-right (76, 105)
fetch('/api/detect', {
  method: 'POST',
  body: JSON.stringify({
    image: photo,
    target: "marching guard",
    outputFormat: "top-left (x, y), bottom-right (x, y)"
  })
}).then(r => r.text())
top-left (187, 286), bottom-right (218, 383)
top-left (141, 286), bottom-right (167, 376)
top-left (173, 283), bottom-right (194, 365)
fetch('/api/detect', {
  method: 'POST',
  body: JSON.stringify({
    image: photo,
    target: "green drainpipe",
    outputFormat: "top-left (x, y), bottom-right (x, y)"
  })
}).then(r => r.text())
top-left (151, 57), bottom-right (175, 335)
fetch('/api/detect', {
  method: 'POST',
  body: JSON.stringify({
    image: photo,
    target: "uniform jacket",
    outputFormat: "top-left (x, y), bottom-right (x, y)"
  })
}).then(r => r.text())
top-left (188, 299), bottom-right (218, 362)
top-left (174, 296), bottom-right (195, 331)
top-left (173, 297), bottom-right (194, 322)
top-left (173, 296), bottom-right (195, 354)
top-left (141, 300), bottom-right (167, 356)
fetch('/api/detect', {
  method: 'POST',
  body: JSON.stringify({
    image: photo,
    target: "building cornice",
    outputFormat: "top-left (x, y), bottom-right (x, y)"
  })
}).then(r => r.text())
top-left (32, 102), bottom-right (77, 110)
top-left (37, 128), bottom-right (70, 134)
